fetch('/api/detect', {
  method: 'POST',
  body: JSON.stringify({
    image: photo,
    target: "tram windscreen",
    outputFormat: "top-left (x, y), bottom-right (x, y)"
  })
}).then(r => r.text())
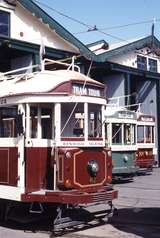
top-left (112, 123), bottom-right (122, 144)
top-left (88, 104), bottom-right (102, 138)
top-left (61, 103), bottom-right (84, 137)
top-left (137, 125), bottom-right (144, 143)
top-left (30, 106), bottom-right (53, 139)
top-left (124, 124), bottom-right (135, 144)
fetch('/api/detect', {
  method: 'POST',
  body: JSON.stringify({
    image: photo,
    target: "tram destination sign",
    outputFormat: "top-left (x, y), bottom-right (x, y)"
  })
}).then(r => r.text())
top-left (140, 116), bottom-right (154, 122)
top-left (118, 111), bottom-right (135, 119)
top-left (72, 84), bottom-right (102, 97)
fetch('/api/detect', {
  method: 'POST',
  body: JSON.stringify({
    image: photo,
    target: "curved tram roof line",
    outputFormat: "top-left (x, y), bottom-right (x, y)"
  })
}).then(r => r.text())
top-left (0, 58), bottom-right (104, 98)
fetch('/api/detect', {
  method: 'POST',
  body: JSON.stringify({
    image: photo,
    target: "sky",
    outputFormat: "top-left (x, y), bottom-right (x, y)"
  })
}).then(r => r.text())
top-left (34, 0), bottom-right (160, 46)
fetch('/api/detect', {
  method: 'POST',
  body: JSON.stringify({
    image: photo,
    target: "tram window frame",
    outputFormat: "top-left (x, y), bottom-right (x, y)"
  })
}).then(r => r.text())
top-left (30, 106), bottom-right (38, 138)
top-left (0, 106), bottom-right (18, 138)
top-left (137, 125), bottom-right (144, 143)
top-left (29, 105), bottom-right (53, 139)
top-left (145, 125), bottom-right (152, 143)
top-left (105, 123), bottom-right (110, 144)
top-left (124, 124), bottom-right (136, 145)
top-left (124, 124), bottom-right (131, 144)
top-left (152, 126), bottom-right (154, 143)
top-left (112, 123), bottom-right (122, 144)
top-left (131, 124), bottom-right (136, 144)
top-left (88, 104), bottom-right (102, 138)
top-left (41, 107), bottom-right (52, 139)
top-left (61, 103), bottom-right (84, 138)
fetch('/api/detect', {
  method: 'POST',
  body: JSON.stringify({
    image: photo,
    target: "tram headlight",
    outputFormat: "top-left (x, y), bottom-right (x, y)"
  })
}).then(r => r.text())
top-left (87, 160), bottom-right (99, 177)
top-left (145, 151), bottom-right (149, 156)
top-left (64, 179), bottom-right (72, 188)
top-left (123, 155), bottom-right (128, 163)
top-left (107, 150), bottom-right (112, 157)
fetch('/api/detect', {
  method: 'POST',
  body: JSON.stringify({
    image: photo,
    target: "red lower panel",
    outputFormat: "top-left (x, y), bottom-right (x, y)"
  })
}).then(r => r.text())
top-left (136, 149), bottom-right (155, 168)
top-left (25, 147), bottom-right (53, 193)
top-left (0, 147), bottom-right (18, 186)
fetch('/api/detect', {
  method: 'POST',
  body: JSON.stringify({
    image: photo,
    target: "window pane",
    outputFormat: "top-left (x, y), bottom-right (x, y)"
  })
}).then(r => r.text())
top-left (61, 103), bottom-right (84, 137)
top-left (131, 124), bottom-right (136, 144)
top-left (124, 124), bottom-right (131, 144)
top-left (145, 126), bottom-right (152, 143)
top-left (112, 123), bottom-right (122, 144)
top-left (0, 106), bottom-right (17, 137)
top-left (30, 106), bottom-right (38, 138)
top-left (88, 104), bottom-right (102, 138)
top-left (148, 58), bottom-right (157, 72)
top-left (0, 10), bottom-right (10, 37)
top-left (137, 55), bottom-right (147, 70)
top-left (41, 108), bottom-right (52, 139)
top-left (137, 125), bottom-right (144, 143)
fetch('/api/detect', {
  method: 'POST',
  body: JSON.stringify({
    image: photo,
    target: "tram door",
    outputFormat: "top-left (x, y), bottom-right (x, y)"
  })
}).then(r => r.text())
top-left (25, 104), bottom-right (55, 193)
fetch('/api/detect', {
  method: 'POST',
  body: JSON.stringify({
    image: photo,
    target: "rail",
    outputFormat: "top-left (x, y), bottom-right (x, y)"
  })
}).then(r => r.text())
top-left (0, 56), bottom-right (80, 82)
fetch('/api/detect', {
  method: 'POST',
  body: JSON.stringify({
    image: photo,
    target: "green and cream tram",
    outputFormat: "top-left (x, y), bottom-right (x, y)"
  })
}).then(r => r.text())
top-left (105, 107), bottom-right (138, 180)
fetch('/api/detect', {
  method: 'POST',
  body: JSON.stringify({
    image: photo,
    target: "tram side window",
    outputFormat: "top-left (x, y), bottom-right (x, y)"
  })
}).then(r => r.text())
top-left (137, 125), bottom-right (144, 143)
top-left (145, 126), bottom-right (152, 143)
top-left (132, 124), bottom-right (136, 144)
top-left (0, 107), bottom-right (17, 137)
top-left (61, 103), bottom-right (84, 137)
top-left (152, 126), bottom-right (154, 143)
top-left (88, 104), bottom-right (102, 138)
top-left (30, 106), bottom-right (38, 138)
top-left (112, 123), bottom-right (122, 144)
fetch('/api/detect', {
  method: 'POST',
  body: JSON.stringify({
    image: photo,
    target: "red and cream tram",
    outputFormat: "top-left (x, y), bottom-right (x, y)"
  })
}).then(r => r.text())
top-left (136, 113), bottom-right (157, 173)
top-left (0, 59), bottom-right (117, 231)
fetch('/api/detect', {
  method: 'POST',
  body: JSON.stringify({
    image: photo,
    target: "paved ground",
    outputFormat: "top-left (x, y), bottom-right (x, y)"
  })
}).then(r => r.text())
top-left (0, 168), bottom-right (160, 238)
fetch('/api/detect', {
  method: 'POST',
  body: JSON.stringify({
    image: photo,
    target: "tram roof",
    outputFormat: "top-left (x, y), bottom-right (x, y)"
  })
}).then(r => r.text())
top-left (0, 69), bottom-right (104, 97)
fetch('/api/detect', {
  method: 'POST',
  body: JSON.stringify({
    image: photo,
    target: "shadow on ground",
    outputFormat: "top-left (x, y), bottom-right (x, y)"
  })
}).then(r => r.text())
top-left (110, 207), bottom-right (160, 238)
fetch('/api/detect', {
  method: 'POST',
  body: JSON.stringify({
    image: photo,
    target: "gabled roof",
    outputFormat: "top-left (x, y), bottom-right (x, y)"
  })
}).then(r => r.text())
top-left (97, 35), bottom-right (160, 62)
top-left (18, 0), bottom-right (96, 61)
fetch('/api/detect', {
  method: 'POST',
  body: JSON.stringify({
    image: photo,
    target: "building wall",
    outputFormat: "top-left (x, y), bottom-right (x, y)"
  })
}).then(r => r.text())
top-left (0, 1), bottom-right (79, 53)
top-left (103, 73), bottom-right (125, 106)
top-left (107, 47), bottom-right (160, 73)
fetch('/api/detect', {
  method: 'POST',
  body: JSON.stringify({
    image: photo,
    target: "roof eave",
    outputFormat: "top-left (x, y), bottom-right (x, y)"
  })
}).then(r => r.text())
top-left (18, 0), bottom-right (98, 61)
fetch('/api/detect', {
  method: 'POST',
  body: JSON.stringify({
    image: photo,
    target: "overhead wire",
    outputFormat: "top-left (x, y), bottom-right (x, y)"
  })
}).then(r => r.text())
top-left (32, 0), bottom-right (132, 43)
top-left (33, 0), bottom-right (92, 28)
top-left (75, 19), bottom-right (160, 35)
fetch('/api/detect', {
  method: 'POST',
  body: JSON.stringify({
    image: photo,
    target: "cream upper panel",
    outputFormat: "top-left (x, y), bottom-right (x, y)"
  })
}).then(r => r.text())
top-left (0, 1), bottom-right (79, 53)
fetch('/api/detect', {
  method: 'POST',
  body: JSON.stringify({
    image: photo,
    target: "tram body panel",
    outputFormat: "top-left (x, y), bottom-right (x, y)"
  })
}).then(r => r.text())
top-left (0, 146), bottom-right (18, 187)
top-left (136, 148), bottom-right (155, 170)
top-left (112, 151), bottom-right (137, 177)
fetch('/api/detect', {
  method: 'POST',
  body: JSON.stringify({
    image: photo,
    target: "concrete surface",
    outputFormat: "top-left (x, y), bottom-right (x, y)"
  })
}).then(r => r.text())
top-left (0, 168), bottom-right (160, 238)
